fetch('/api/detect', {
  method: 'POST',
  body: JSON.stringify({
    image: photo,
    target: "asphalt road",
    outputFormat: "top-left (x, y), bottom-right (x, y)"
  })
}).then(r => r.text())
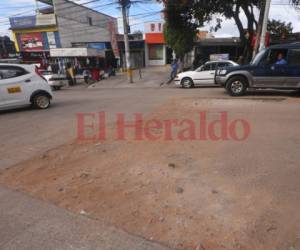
top-left (0, 85), bottom-right (299, 171)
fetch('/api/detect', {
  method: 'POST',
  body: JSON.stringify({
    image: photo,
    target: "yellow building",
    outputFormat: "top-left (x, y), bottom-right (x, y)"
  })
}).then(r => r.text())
top-left (10, 7), bottom-right (60, 63)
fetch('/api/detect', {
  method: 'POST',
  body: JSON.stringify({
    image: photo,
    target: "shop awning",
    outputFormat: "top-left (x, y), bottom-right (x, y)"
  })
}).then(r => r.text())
top-left (50, 48), bottom-right (105, 57)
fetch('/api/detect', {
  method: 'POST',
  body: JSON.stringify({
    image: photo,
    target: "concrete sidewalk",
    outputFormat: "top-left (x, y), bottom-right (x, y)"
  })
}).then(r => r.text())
top-left (89, 66), bottom-right (172, 89)
top-left (0, 187), bottom-right (171, 250)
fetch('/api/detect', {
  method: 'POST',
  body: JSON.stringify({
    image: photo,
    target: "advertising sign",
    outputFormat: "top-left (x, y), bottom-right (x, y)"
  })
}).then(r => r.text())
top-left (47, 32), bottom-right (56, 48)
top-left (108, 20), bottom-right (120, 58)
top-left (9, 14), bottom-right (56, 29)
top-left (50, 48), bottom-right (105, 57)
top-left (10, 16), bottom-right (36, 29)
top-left (20, 33), bottom-right (44, 51)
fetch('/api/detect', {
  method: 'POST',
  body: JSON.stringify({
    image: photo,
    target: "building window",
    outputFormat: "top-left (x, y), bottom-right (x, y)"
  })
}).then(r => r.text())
top-left (148, 44), bottom-right (163, 60)
top-left (87, 17), bottom-right (93, 26)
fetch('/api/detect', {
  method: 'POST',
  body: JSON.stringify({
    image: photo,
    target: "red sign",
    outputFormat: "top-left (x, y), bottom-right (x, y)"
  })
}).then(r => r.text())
top-left (251, 32), bottom-right (270, 48)
top-left (145, 33), bottom-right (165, 44)
top-left (20, 33), bottom-right (44, 51)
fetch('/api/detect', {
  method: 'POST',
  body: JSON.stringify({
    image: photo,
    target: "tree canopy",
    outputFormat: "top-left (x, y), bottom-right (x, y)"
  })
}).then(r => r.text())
top-left (161, 0), bottom-right (199, 59)
top-left (268, 19), bottom-right (293, 35)
top-left (160, 0), bottom-right (299, 63)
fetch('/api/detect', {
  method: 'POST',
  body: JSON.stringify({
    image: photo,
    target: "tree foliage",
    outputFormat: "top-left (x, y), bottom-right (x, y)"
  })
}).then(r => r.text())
top-left (161, 0), bottom-right (199, 58)
top-left (160, 0), bottom-right (298, 62)
top-left (268, 19), bottom-right (293, 35)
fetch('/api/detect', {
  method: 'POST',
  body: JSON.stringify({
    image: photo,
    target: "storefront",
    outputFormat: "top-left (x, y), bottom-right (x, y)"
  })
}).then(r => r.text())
top-left (118, 40), bottom-right (145, 69)
top-left (50, 48), bottom-right (105, 68)
top-left (49, 48), bottom-right (108, 82)
top-left (144, 22), bottom-right (167, 66)
top-left (10, 14), bottom-right (60, 65)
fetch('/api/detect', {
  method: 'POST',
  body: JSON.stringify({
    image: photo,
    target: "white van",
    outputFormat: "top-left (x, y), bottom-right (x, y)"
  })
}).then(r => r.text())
top-left (0, 64), bottom-right (53, 110)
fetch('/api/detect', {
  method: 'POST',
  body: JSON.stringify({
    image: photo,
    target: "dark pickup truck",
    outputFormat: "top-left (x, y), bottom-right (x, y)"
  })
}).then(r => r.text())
top-left (215, 43), bottom-right (300, 96)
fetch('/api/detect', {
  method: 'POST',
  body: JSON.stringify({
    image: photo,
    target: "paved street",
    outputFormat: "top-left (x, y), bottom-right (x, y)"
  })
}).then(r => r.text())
top-left (1, 68), bottom-right (300, 249)
top-left (0, 187), bottom-right (170, 250)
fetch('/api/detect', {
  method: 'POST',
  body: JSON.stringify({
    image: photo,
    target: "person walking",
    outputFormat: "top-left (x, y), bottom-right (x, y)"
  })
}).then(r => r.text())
top-left (160, 59), bottom-right (179, 86)
top-left (170, 59), bottom-right (178, 80)
top-left (69, 66), bottom-right (76, 85)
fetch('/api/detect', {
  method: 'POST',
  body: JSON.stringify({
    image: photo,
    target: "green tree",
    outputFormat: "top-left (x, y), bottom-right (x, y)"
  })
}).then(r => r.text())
top-left (160, 0), bottom-right (299, 63)
top-left (162, 0), bottom-right (199, 59)
top-left (268, 19), bottom-right (293, 35)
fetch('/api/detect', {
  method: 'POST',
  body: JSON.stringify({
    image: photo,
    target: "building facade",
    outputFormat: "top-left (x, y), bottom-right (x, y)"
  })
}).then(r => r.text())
top-left (118, 33), bottom-right (145, 69)
top-left (144, 22), bottom-right (169, 66)
top-left (9, 0), bottom-right (119, 64)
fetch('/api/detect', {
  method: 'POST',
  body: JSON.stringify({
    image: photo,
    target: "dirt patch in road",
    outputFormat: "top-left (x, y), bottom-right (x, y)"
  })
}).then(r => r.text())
top-left (1, 98), bottom-right (300, 250)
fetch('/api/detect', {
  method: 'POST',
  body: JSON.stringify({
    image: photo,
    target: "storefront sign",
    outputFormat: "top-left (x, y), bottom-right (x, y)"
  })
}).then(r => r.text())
top-left (10, 16), bottom-right (36, 29)
top-left (10, 14), bottom-right (56, 29)
top-left (87, 43), bottom-right (107, 50)
top-left (47, 32), bottom-right (56, 48)
top-left (50, 48), bottom-right (105, 57)
top-left (145, 33), bottom-right (165, 44)
top-left (20, 33), bottom-right (44, 52)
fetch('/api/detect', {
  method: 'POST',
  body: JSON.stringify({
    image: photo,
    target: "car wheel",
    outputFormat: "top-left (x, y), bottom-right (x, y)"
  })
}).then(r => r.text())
top-left (33, 94), bottom-right (51, 109)
top-left (181, 77), bottom-right (194, 88)
top-left (226, 76), bottom-right (248, 96)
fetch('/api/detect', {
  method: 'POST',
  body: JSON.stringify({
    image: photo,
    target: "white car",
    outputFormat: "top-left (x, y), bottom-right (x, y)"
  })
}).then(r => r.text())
top-left (40, 70), bottom-right (68, 90)
top-left (174, 60), bottom-right (239, 88)
top-left (0, 64), bottom-right (53, 110)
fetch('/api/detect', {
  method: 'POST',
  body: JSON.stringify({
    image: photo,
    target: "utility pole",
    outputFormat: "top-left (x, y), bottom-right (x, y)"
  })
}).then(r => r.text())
top-left (252, 1), bottom-right (266, 59)
top-left (120, 0), bottom-right (133, 83)
top-left (259, 0), bottom-right (272, 52)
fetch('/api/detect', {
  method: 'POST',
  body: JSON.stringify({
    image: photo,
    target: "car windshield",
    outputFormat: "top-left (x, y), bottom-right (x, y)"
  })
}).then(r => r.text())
top-left (251, 49), bottom-right (266, 65)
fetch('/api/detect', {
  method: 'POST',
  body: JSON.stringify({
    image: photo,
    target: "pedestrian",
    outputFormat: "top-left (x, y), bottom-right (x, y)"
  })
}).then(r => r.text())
top-left (160, 59), bottom-right (179, 86)
top-left (83, 68), bottom-right (90, 84)
top-left (65, 66), bottom-right (72, 86)
top-left (67, 66), bottom-right (76, 86)
top-left (170, 59), bottom-right (178, 80)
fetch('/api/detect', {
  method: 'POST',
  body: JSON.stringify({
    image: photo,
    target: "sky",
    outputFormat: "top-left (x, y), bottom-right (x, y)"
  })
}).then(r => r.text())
top-left (0, 0), bottom-right (299, 39)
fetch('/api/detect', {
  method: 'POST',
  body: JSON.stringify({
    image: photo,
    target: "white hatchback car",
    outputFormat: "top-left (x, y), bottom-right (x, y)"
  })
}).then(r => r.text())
top-left (174, 60), bottom-right (239, 88)
top-left (0, 64), bottom-right (53, 110)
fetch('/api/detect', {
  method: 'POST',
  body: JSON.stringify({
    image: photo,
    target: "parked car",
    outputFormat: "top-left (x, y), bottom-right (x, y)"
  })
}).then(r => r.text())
top-left (215, 43), bottom-right (300, 96)
top-left (39, 70), bottom-right (68, 90)
top-left (174, 60), bottom-right (239, 88)
top-left (0, 64), bottom-right (53, 110)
